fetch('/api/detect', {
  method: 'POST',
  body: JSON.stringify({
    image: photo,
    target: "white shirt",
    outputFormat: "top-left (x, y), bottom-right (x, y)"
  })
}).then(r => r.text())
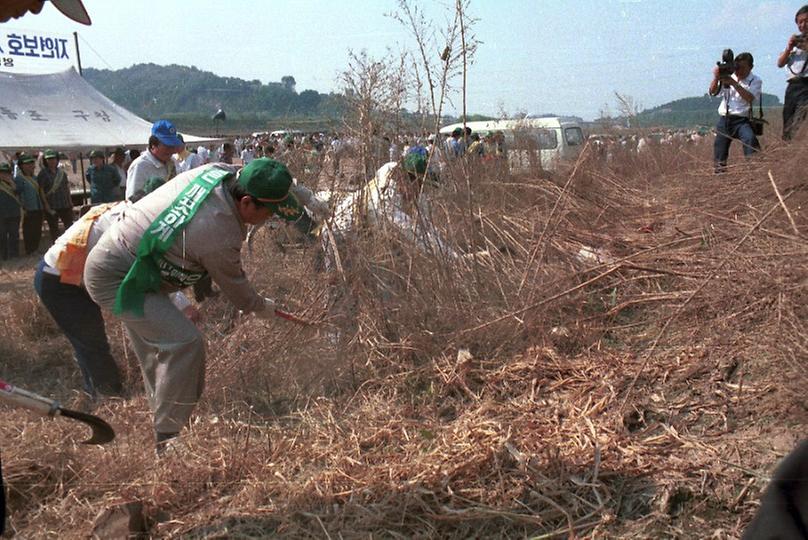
top-left (42, 199), bottom-right (191, 317)
top-left (785, 47), bottom-right (808, 81)
top-left (125, 151), bottom-right (171, 199)
top-left (636, 137), bottom-right (649, 153)
top-left (717, 73), bottom-right (762, 116)
top-left (184, 152), bottom-right (204, 171)
top-left (240, 149), bottom-right (255, 165)
top-left (44, 201), bottom-right (129, 278)
top-left (327, 162), bottom-right (455, 259)
top-left (113, 164), bottom-right (127, 187)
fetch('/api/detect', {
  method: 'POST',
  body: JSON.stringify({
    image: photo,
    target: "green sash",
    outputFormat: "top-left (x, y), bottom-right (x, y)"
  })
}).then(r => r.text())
top-left (18, 174), bottom-right (44, 210)
top-left (113, 166), bottom-right (232, 315)
top-left (46, 169), bottom-right (67, 196)
top-left (0, 181), bottom-right (22, 208)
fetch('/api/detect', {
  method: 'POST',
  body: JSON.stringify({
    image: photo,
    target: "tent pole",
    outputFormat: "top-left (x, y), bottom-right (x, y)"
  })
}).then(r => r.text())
top-left (79, 152), bottom-right (87, 206)
top-left (73, 32), bottom-right (83, 76)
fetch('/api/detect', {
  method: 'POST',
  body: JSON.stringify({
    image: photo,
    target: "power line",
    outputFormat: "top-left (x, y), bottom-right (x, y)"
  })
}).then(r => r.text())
top-left (77, 34), bottom-right (114, 71)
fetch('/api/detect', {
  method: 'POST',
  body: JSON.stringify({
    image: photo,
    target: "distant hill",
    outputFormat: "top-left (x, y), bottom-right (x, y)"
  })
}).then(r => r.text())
top-left (83, 63), bottom-right (485, 134)
top-left (84, 64), bottom-right (345, 123)
top-left (632, 93), bottom-right (782, 128)
top-left (84, 64), bottom-right (479, 134)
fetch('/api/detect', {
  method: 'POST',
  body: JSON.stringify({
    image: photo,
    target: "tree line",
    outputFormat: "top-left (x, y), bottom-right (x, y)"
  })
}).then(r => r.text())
top-left (84, 64), bottom-right (347, 120)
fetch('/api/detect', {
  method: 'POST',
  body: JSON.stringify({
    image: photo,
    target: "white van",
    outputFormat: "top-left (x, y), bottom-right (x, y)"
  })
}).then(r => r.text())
top-left (269, 129), bottom-right (304, 138)
top-left (439, 117), bottom-right (585, 172)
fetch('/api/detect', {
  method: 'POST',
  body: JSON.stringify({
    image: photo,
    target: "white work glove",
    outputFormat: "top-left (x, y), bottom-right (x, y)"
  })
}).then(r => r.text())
top-left (254, 297), bottom-right (278, 320)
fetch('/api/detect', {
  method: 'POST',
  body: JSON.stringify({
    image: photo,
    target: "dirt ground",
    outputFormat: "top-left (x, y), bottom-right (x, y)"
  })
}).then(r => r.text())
top-left (0, 136), bottom-right (805, 538)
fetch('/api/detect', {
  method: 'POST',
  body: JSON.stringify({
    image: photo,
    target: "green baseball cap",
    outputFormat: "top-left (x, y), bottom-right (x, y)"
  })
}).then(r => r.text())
top-left (43, 149), bottom-right (59, 160)
top-left (0, 162), bottom-right (11, 173)
top-left (238, 158), bottom-right (303, 221)
top-left (89, 150), bottom-right (104, 159)
top-left (18, 154), bottom-right (35, 164)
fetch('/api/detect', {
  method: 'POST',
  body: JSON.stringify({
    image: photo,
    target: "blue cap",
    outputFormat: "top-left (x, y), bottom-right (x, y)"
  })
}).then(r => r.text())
top-left (151, 119), bottom-right (183, 147)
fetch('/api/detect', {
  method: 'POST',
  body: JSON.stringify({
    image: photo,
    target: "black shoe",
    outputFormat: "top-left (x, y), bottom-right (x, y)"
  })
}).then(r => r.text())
top-left (155, 432), bottom-right (179, 457)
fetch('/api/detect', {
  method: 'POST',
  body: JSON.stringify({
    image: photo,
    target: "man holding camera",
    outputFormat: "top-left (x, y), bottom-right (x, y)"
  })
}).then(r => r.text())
top-left (777, 5), bottom-right (808, 140)
top-left (709, 52), bottom-right (762, 173)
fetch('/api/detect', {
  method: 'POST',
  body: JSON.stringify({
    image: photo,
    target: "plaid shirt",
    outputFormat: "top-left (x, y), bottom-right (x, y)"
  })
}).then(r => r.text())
top-left (37, 166), bottom-right (73, 210)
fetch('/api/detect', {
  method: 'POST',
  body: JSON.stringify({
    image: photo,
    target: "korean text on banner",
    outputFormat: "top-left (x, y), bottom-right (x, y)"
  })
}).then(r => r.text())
top-left (0, 28), bottom-right (76, 74)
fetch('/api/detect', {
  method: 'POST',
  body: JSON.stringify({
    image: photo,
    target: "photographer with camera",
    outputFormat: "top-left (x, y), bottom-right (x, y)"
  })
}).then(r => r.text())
top-left (777, 5), bottom-right (808, 140)
top-left (709, 51), bottom-right (762, 173)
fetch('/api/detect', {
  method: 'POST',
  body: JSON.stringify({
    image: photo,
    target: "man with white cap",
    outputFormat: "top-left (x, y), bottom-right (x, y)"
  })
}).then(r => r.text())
top-left (125, 119), bottom-right (183, 199)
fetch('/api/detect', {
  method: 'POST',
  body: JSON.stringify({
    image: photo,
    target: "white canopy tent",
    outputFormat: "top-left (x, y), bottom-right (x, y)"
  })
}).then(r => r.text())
top-left (0, 67), bottom-right (221, 152)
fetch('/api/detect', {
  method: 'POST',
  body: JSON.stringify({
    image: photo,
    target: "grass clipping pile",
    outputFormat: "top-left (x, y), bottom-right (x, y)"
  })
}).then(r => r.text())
top-left (0, 139), bottom-right (806, 538)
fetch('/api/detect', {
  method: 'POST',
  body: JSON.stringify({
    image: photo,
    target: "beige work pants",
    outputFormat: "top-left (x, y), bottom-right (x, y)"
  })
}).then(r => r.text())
top-left (84, 232), bottom-right (205, 434)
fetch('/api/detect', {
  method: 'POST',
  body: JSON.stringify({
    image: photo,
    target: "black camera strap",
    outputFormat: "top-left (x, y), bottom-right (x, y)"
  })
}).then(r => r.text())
top-left (748, 86), bottom-right (763, 122)
top-left (759, 91), bottom-right (763, 120)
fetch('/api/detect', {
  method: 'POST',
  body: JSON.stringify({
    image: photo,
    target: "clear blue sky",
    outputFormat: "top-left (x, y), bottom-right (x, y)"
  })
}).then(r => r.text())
top-left (2, 0), bottom-right (802, 119)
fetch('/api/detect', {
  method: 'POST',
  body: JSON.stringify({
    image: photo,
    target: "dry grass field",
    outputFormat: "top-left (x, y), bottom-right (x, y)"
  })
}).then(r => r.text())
top-left (0, 132), bottom-right (805, 538)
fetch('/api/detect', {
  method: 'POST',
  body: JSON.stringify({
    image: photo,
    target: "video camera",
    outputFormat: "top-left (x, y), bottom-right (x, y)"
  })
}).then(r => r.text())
top-left (716, 49), bottom-right (735, 79)
top-left (794, 33), bottom-right (808, 49)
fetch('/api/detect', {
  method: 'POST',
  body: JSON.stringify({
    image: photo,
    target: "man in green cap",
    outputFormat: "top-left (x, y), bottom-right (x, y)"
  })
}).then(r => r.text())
top-left (15, 153), bottom-right (49, 254)
top-left (83, 158), bottom-right (317, 453)
top-left (321, 152), bottom-right (457, 345)
top-left (38, 149), bottom-right (74, 240)
top-left (325, 152), bottom-right (454, 261)
top-left (86, 150), bottom-right (120, 204)
top-left (0, 162), bottom-right (23, 260)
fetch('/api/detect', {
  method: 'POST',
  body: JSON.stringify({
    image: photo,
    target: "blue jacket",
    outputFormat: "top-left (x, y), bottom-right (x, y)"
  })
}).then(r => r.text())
top-left (14, 173), bottom-right (42, 211)
top-left (87, 164), bottom-right (120, 203)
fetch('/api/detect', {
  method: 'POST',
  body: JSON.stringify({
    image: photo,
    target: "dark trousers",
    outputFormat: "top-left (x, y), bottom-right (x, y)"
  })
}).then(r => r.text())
top-left (714, 115), bottom-right (759, 172)
top-left (33, 260), bottom-right (123, 397)
top-left (0, 216), bottom-right (20, 260)
top-left (22, 210), bottom-right (43, 255)
top-left (741, 439), bottom-right (808, 539)
top-left (783, 79), bottom-right (808, 140)
top-left (44, 208), bottom-right (73, 242)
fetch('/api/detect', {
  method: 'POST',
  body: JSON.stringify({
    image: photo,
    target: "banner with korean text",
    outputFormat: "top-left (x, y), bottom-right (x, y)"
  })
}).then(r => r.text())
top-left (0, 28), bottom-right (76, 74)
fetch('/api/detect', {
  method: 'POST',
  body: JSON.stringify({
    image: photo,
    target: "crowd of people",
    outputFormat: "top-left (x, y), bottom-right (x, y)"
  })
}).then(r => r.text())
top-left (228, 128), bottom-right (504, 181)
top-left (589, 128), bottom-right (712, 161)
top-left (0, 150), bottom-right (74, 260)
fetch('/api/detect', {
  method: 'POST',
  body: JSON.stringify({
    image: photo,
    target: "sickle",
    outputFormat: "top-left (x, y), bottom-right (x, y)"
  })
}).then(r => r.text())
top-left (0, 379), bottom-right (115, 445)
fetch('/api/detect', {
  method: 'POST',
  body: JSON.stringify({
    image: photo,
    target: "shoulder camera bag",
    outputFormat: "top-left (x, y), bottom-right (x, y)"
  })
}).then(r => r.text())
top-left (750, 88), bottom-right (766, 136)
